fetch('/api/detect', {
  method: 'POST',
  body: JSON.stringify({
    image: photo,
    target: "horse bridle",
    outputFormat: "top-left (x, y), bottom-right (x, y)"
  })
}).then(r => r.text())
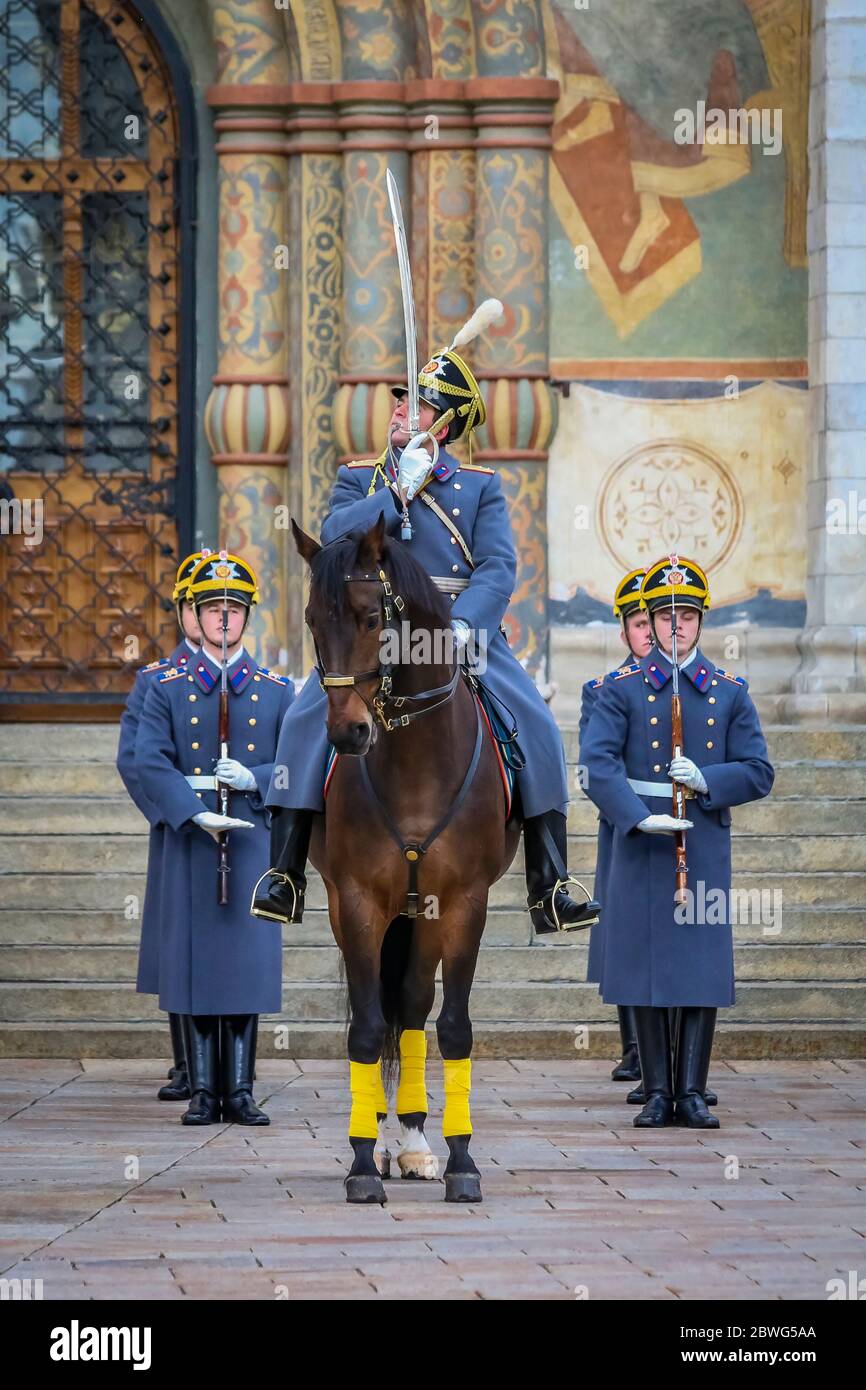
top-left (313, 565), bottom-right (464, 732)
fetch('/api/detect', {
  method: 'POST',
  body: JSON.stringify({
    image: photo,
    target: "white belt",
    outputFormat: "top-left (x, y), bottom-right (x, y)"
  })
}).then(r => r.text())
top-left (186, 775), bottom-right (218, 791)
top-left (628, 777), bottom-right (674, 798)
top-left (430, 576), bottom-right (470, 594)
top-left (628, 777), bottom-right (694, 800)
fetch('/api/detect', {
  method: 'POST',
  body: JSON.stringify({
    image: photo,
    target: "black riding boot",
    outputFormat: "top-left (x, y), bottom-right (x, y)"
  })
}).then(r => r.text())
top-left (611, 1005), bottom-right (641, 1081)
top-left (157, 1013), bottom-right (190, 1101)
top-left (523, 810), bottom-right (600, 935)
top-left (633, 1006), bottom-right (674, 1127)
top-left (674, 1007), bottom-right (720, 1128)
top-left (181, 1015), bottom-right (221, 1125)
top-left (628, 1005), bottom-right (718, 1105)
top-left (250, 807), bottom-right (313, 925)
top-left (220, 1014), bottom-right (270, 1126)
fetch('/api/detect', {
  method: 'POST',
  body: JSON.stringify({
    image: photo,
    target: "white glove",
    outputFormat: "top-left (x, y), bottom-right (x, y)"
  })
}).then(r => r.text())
top-left (397, 443), bottom-right (433, 502)
top-left (214, 758), bottom-right (257, 792)
top-left (193, 811), bottom-right (255, 840)
top-left (669, 756), bottom-right (708, 795)
top-left (638, 814), bottom-right (694, 835)
top-left (451, 619), bottom-right (470, 648)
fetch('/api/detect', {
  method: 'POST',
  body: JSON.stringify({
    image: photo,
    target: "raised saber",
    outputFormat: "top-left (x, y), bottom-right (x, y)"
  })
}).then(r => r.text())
top-left (386, 168), bottom-right (419, 435)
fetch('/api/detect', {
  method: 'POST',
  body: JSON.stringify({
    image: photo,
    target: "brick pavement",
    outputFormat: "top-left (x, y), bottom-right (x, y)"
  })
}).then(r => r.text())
top-left (1, 1059), bottom-right (864, 1301)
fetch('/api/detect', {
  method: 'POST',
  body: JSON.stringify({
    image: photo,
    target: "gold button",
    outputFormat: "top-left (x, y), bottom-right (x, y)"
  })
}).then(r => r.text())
top-left (194, 766), bottom-right (201, 774)
top-left (711, 679), bottom-right (718, 686)
top-left (251, 693), bottom-right (258, 702)
top-left (648, 694), bottom-right (656, 702)
top-left (650, 716), bottom-right (658, 725)
top-left (247, 743), bottom-right (255, 751)
top-left (191, 716), bottom-right (199, 725)
top-left (652, 740), bottom-right (659, 749)
top-left (709, 697), bottom-right (716, 704)
top-left (707, 740), bottom-right (714, 749)
top-left (254, 675), bottom-right (261, 682)
top-left (249, 717), bottom-right (256, 726)
top-left (191, 741), bottom-right (199, 749)
top-left (452, 508), bottom-right (460, 516)
top-left (188, 693), bottom-right (196, 702)
top-left (707, 717), bottom-right (715, 726)
top-left (653, 764), bottom-right (661, 773)
top-left (187, 676), bottom-right (193, 682)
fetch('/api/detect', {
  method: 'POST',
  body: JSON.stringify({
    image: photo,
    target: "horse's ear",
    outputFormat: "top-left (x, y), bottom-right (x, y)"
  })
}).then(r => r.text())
top-left (291, 518), bottom-right (321, 565)
top-left (357, 513), bottom-right (386, 569)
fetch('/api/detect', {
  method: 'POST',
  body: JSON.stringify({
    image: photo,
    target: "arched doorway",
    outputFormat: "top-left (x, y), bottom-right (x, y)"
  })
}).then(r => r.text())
top-left (0, 0), bottom-right (195, 716)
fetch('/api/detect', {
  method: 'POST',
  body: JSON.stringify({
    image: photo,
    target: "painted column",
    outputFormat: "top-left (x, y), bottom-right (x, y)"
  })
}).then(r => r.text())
top-left (204, 2), bottom-right (291, 670)
top-left (790, 0), bottom-right (866, 712)
top-left (471, 77), bottom-right (559, 677)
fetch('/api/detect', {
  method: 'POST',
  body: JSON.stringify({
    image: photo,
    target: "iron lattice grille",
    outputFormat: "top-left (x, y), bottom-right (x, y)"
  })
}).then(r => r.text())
top-left (0, 0), bottom-right (184, 703)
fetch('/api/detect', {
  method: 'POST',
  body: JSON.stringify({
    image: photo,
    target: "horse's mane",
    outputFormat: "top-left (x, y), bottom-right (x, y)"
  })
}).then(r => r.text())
top-left (309, 529), bottom-right (452, 628)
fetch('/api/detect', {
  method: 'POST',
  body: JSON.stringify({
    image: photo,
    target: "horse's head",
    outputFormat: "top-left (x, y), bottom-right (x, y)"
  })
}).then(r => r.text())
top-left (293, 516), bottom-right (389, 756)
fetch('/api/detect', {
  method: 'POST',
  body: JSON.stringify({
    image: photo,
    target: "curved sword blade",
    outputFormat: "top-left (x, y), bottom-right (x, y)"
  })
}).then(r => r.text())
top-left (386, 167), bottom-right (420, 434)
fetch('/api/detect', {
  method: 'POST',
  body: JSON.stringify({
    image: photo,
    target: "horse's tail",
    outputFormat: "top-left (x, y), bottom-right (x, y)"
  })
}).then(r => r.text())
top-left (379, 915), bottom-right (413, 1092)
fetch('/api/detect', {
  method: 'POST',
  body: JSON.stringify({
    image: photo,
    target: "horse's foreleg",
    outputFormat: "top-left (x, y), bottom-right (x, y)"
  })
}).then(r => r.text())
top-left (395, 936), bottom-right (439, 1180)
top-left (343, 929), bottom-right (388, 1205)
top-left (437, 933), bottom-right (484, 1204)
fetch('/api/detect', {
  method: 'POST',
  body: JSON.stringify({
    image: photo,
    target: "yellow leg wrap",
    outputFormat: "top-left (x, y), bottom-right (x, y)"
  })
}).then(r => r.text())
top-left (348, 1060), bottom-right (381, 1139)
top-left (395, 1029), bottom-right (428, 1115)
top-left (374, 1060), bottom-right (387, 1117)
top-left (442, 1058), bottom-right (472, 1137)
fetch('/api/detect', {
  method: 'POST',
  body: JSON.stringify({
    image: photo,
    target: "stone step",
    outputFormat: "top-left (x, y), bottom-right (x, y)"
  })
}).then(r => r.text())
top-left (4, 867), bottom-right (865, 912)
top-left (1, 1018), bottom-right (863, 1060)
top-left (4, 793), bottom-right (865, 838)
top-left (2, 830), bottom-right (862, 875)
top-left (3, 941), bottom-right (865, 985)
top-left (2, 979), bottom-right (863, 1024)
top-left (4, 723), bottom-right (866, 766)
top-left (3, 905), bottom-right (864, 948)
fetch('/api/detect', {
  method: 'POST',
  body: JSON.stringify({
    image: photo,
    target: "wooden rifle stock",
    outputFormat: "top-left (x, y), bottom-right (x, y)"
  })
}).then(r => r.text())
top-left (670, 692), bottom-right (688, 905)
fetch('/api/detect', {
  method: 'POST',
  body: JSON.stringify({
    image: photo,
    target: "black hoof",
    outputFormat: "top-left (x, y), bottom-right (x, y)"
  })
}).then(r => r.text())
top-left (345, 1174), bottom-right (387, 1205)
top-left (444, 1172), bottom-right (482, 1203)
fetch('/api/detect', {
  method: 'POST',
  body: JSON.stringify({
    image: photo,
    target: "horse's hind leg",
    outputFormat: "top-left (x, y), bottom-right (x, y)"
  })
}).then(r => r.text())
top-left (437, 923), bottom-right (484, 1204)
top-left (396, 935), bottom-right (439, 1180)
top-left (343, 927), bottom-right (388, 1205)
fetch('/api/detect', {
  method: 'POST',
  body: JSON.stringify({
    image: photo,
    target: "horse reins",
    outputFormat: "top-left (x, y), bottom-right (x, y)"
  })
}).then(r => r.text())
top-left (315, 563), bottom-right (485, 917)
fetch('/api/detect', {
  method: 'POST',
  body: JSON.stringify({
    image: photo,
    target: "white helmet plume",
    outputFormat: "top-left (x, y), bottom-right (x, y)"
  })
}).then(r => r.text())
top-left (448, 298), bottom-right (504, 353)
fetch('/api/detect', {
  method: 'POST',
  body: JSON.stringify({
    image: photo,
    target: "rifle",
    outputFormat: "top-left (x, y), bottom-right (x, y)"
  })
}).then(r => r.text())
top-left (669, 584), bottom-right (688, 906)
top-left (216, 596), bottom-right (230, 905)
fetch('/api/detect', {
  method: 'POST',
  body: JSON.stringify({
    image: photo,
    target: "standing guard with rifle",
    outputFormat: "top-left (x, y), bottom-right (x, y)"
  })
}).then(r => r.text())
top-left (254, 169), bottom-right (598, 940)
top-left (134, 552), bottom-right (295, 1125)
top-left (117, 548), bottom-right (210, 1103)
top-left (581, 556), bottom-right (774, 1128)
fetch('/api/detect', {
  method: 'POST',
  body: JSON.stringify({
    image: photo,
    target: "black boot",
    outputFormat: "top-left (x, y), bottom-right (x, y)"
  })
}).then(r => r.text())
top-left (250, 807), bottom-right (313, 925)
top-left (220, 1014), bottom-right (270, 1125)
top-left (674, 1007), bottom-right (720, 1128)
top-left (181, 1015), bottom-right (221, 1125)
top-left (633, 1006), bottom-right (674, 1127)
top-left (611, 1005), bottom-right (641, 1081)
top-left (158, 1013), bottom-right (190, 1101)
top-left (630, 1007), bottom-right (718, 1105)
top-left (523, 810), bottom-right (600, 935)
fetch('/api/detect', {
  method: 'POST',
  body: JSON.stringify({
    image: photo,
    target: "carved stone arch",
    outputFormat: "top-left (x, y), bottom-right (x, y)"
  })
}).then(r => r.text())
top-left (283, 1), bottom-right (342, 82)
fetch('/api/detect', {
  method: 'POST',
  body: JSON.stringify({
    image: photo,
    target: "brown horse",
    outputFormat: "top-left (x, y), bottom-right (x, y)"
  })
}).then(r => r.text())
top-left (292, 515), bottom-right (521, 1204)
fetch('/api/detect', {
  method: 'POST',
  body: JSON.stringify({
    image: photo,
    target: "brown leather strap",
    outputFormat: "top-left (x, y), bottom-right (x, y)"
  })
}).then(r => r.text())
top-left (417, 490), bottom-right (475, 570)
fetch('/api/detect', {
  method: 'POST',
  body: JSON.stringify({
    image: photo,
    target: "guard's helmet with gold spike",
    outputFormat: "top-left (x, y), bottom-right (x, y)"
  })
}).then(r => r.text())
top-left (391, 298), bottom-right (503, 444)
top-left (612, 568), bottom-right (646, 623)
top-left (186, 549), bottom-right (260, 611)
top-left (640, 554), bottom-right (711, 615)
top-left (172, 549), bottom-right (212, 604)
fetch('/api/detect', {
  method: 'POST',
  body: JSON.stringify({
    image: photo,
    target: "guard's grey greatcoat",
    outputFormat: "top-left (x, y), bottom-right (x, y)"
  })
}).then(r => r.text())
top-left (135, 648), bottom-right (295, 1014)
top-left (268, 449), bottom-right (568, 818)
top-left (116, 638), bottom-right (197, 994)
top-left (581, 646), bottom-right (774, 1008)
top-left (578, 670), bottom-right (617, 987)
